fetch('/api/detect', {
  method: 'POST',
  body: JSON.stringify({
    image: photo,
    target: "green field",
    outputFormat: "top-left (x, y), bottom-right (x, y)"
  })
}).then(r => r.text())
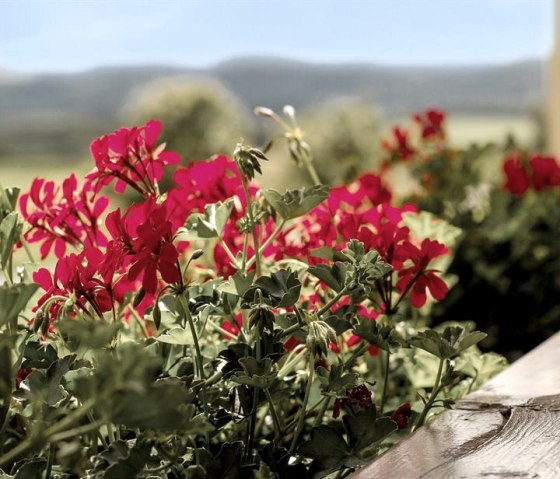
top-left (0, 115), bottom-right (539, 192)
top-left (445, 115), bottom-right (537, 147)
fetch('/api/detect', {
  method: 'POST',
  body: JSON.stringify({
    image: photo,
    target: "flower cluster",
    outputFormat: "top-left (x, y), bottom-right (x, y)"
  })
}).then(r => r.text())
top-left (7, 113), bottom-right (500, 479)
top-left (333, 385), bottom-right (374, 418)
top-left (19, 175), bottom-right (108, 258)
top-left (87, 119), bottom-right (180, 196)
top-left (22, 120), bottom-right (449, 337)
top-left (381, 108), bottom-right (446, 163)
top-left (503, 152), bottom-right (560, 196)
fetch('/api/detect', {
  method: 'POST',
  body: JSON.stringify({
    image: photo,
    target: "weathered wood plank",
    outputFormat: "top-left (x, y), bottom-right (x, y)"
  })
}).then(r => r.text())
top-left (353, 332), bottom-right (560, 478)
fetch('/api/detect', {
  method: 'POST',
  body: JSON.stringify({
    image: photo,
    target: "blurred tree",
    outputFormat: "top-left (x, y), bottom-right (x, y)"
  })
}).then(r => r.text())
top-left (124, 77), bottom-right (255, 162)
top-left (300, 98), bottom-right (382, 185)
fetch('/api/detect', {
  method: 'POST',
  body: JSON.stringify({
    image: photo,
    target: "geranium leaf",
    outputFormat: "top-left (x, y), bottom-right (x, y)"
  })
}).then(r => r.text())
top-left (243, 269), bottom-right (301, 308)
top-left (343, 409), bottom-right (397, 459)
top-left (0, 212), bottom-right (21, 269)
top-left (307, 263), bottom-right (348, 293)
top-left (263, 185), bottom-right (329, 220)
top-left (299, 425), bottom-right (350, 477)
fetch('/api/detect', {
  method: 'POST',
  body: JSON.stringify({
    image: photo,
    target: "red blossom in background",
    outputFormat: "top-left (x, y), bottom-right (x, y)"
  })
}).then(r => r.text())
top-left (333, 385), bottom-right (374, 418)
top-left (503, 153), bottom-right (530, 195)
top-left (503, 152), bottom-right (560, 196)
top-left (391, 402), bottom-right (412, 429)
top-left (19, 175), bottom-right (109, 259)
top-left (530, 154), bottom-right (560, 191)
top-left (413, 108), bottom-right (446, 140)
top-left (382, 127), bottom-right (416, 161)
top-left (87, 120), bottom-right (180, 197)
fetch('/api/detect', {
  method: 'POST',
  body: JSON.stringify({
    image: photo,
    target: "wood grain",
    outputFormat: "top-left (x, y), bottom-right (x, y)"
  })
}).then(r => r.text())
top-left (353, 332), bottom-right (560, 479)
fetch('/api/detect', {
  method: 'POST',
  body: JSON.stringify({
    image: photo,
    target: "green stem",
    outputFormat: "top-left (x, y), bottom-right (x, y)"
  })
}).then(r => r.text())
top-left (414, 357), bottom-right (445, 429)
top-left (313, 396), bottom-right (331, 427)
top-left (289, 353), bottom-right (314, 454)
top-left (343, 343), bottom-right (368, 371)
top-left (241, 233), bottom-right (249, 272)
top-left (178, 295), bottom-right (205, 381)
top-left (219, 238), bottom-right (240, 269)
top-left (127, 305), bottom-right (150, 339)
top-left (238, 171), bottom-right (261, 277)
top-left (265, 388), bottom-right (282, 441)
top-left (317, 287), bottom-right (349, 317)
top-left (245, 219), bottom-right (286, 269)
top-left (49, 420), bottom-right (104, 443)
top-left (380, 350), bottom-right (390, 414)
top-left (0, 398), bottom-right (96, 468)
top-left (246, 327), bottom-right (262, 458)
top-left (301, 150), bottom-right (322, 186)
top-left (106, 423), bottom-right (116, 443)
top-left (45, 444), bottom-right (55, 479)
top-left (178, 294), bottom-right (209, 446)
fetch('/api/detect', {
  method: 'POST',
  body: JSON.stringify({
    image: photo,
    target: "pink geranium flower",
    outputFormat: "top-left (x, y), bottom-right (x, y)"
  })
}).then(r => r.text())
top-left (20, 175), bottom-right (108, 259)
top-left (87, 120), bottom-right (180, 197)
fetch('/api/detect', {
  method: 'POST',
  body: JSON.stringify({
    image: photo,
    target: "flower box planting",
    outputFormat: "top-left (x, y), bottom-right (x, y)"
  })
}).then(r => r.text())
top-left (3, 105), bottom-right (558, 478)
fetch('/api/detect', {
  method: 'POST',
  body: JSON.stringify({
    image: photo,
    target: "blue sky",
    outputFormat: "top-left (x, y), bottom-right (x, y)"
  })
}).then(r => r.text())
top-left (0, 0), bottom-right (554, 72)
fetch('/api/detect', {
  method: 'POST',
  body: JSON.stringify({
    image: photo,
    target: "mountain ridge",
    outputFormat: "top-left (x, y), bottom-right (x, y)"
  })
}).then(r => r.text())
top-left (0, 56), bottom-right (545, 158)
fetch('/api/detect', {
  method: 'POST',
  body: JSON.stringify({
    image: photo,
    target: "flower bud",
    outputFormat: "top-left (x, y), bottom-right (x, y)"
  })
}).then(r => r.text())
top-left (153, 301), bottom-right (162, 330)
top-left (306, 320), bottom-right (337, 357)
top-left (191, 249), bottom-right (204, 260)
top-left (254, 106), bottom-right (275, 118)
top-left (248, 304), bottom-right (275, 334)
top-left (32, 310), bottom-right (45, 333)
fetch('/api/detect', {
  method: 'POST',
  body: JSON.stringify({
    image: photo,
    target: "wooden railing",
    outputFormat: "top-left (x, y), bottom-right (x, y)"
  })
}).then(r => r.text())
top-left (353, 332), bottom-right (560, 478)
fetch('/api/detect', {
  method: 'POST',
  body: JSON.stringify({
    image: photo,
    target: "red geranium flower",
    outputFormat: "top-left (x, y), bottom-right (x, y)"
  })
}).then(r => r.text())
top-left (391, 402), bottom-right (412, 429)
top-left (105, 199), bottom-right (180, 295)
top-left (20, 175), bottom-right (108, 259)
top-left (413, 108), bottom-right (446, 140)
top-left (382, 127), bottom-right (416, 161)
top-left (33, 247), bottom-right (113, 320)
top-left (397, 239), bottom-right (449, 308)
top-left (87, 120), bottom-right (180, 197)
top-left (529, 154), bottom-right (560, 191)
top-left (503, 153), bottom-right (530, 196)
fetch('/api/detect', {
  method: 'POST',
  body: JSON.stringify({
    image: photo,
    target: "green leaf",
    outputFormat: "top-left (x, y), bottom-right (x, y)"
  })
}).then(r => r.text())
top-left (1, 186), bottom-right (20, 211)
top-left (198, 441), bottom-right (247, 479)
top-left (343, 409), bottom-right (397, 459)
top-left (231, 271), bottom-right (255, 297)
top-left (110, 383), bottom-right (211, 432)
top-left (231, 357), bottom-right (277, 389)
top-left (310, 247), bottom-right (349, 262)
top-left (180, 200), bottom-right (234, 239)
top-left (154, 327), bottom-right (193, 346)
top-left (0, 283), bottom-right (38, 329)
top-left (263, 185), bottom-right (329, 220)
top-left (57, 319), bottom-right (121, 349)
top-left (352, 316), bottom-right (405, 352)
top-left (0, 336), bottom-right (13, 403)
top-left (307, 263), bottom-right (348, 293)
top-left (46, 354), bottom-right (76, 406)
top-left (317, 363), bottom-right (359, 396)
top-left (455, 349), bottom-right (507, 386)
top-left (0, 212), bottom-right (21, 269)
top-left (410, 327), bottom-right (487, 359)
top-left (13, 458), bottom-right (47, 479)
top-left (409, 329), bottom-right (455, 359)
top-left (243, 269), bottom-right (301, 308)
top-left (91, 438), bottom-right (151, 479)
top-left (298, 425), bottom-right (351, 473)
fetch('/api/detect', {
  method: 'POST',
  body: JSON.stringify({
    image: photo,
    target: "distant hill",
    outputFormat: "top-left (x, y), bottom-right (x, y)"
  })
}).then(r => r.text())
top-left (0, 57), bottom-right (545, 159)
